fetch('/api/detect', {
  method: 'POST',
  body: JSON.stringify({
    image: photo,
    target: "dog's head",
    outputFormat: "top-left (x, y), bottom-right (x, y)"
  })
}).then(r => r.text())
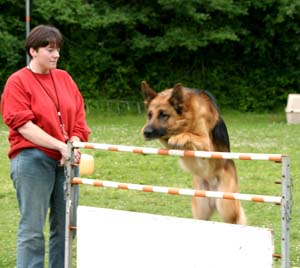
top-left (141, 81), bottom-right (187, 141)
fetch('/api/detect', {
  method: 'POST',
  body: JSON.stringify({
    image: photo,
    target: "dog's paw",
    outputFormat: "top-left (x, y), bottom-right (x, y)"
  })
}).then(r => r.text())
top-left (168, 133), bottom-right (211, 151)
top-left (168, 133), bottom-right (194, 150)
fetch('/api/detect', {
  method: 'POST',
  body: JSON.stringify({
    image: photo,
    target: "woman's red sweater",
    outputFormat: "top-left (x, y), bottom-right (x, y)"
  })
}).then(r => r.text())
top-left (1, 67), bottom-right (90, 160)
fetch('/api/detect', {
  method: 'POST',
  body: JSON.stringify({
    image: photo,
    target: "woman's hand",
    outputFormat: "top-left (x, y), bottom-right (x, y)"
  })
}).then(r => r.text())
top-left (73, 149), bottom-right (81, 164)
top-left (69, 136), bottom-right (82, 165)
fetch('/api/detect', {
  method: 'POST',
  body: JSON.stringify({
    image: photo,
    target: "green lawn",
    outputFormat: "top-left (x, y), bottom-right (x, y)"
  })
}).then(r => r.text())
top-left (0, 111), bottom-right (299, 267)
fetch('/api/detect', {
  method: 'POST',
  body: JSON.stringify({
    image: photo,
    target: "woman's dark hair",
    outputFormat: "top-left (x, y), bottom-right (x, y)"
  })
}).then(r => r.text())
top-left (25, 25), bottom-right (63, 58)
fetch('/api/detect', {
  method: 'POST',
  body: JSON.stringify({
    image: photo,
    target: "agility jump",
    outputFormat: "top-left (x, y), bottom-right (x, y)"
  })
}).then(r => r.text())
top-left (64, 141), bottom-right (291, 268)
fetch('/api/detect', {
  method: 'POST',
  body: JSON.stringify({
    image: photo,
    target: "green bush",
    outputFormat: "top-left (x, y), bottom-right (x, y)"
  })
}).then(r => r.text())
top-left (1, 0), bottom-right (300, 111)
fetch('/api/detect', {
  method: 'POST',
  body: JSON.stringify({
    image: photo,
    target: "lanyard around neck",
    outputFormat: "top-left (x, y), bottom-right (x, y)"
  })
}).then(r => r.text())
top-left (28, 65), bottom-right (69, 142)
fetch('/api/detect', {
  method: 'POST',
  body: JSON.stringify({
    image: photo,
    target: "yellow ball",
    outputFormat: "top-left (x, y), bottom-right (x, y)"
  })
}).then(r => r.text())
top-left (79, 154), bottom-right (95, 176)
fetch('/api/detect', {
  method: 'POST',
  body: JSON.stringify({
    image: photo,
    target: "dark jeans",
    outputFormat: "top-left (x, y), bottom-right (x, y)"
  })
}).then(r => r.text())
top-left (10, 148), bottom-right (78, 268)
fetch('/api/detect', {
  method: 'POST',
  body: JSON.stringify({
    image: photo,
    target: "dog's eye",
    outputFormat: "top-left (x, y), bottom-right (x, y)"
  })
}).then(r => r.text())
top-left (159, 111), bottom-right (169, 121)
top-left (147, 111), bottom-right (152, 120)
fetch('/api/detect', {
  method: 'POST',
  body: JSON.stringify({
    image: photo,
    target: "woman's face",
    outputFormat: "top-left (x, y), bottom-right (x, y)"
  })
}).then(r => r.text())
top-left (30, 45), bottom-right (60, 73)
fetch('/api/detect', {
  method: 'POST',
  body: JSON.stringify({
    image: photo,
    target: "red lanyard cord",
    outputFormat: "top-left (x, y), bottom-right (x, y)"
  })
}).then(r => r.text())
top-left (28, 65), bottom-right (69, 142)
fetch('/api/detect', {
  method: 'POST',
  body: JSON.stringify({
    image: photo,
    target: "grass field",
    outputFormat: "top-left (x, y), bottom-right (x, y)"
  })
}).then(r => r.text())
top-left (0, 111), bottom-right (299, 267)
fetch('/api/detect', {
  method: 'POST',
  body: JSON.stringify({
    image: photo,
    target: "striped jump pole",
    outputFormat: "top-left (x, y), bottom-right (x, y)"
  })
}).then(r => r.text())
top-left (72, 141), bottom-right (283, 162)
top-left (72, 177), bottom-right (282, 204)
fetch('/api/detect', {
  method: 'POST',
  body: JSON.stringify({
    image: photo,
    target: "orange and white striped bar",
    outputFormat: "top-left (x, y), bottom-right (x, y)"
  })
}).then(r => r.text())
top-left (72, 141), bottom-right (283, 162)
top-left (72, 177), bottom-right (282, 204)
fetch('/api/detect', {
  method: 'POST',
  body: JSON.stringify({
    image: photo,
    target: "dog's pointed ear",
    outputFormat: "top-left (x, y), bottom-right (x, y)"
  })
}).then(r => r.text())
top-left (169, 83), bottom-right (184, 115)
top-left (141, 81), bottom-right (157, 107)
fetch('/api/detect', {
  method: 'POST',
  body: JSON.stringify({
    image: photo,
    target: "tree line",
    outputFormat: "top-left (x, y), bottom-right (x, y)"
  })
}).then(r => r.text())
top-left (1, 0), bottom-right (300, 111)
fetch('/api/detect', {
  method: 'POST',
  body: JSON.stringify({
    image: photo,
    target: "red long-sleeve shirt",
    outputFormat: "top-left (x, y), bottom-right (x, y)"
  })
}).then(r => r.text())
top-left (1, 67), bottom-right (91, 160)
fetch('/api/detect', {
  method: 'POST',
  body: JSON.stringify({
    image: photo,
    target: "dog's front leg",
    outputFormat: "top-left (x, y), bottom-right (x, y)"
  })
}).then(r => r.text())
top-left (192, 175), bottom-right (216, 220)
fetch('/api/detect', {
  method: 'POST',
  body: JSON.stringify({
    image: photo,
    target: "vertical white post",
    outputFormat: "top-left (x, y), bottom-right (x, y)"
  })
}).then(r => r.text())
top-left (281, 156), bottom-right (291, 268)
top-left (25, 0), bottom-right (30, 65)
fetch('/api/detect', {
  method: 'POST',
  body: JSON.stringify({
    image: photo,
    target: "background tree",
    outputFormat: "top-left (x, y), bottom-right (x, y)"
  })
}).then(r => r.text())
top-left (1, 0), bottom-right (300, 111)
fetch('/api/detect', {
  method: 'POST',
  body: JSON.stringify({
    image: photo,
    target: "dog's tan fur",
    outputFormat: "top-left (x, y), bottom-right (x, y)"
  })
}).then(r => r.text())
top-left (141, 81), bottom-right (246, 224)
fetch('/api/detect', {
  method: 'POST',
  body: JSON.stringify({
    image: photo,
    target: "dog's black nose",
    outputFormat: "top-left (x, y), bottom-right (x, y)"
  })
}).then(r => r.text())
top-left (143, 126), bottom-right (155, 139)
top-left (143, 126), bottom-right (167, 139)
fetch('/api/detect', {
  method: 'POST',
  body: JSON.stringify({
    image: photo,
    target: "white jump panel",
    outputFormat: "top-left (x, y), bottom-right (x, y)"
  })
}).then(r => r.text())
top-left (77, 206), bottom-right (274, 268)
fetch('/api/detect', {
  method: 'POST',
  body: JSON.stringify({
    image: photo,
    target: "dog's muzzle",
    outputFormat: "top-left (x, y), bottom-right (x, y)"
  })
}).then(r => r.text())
top-left (143, 126), bottom-right (167, 139)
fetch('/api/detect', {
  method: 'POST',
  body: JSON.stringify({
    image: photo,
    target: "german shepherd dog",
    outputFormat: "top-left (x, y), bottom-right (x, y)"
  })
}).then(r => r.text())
top-left (141, 81), bottom-right (246, 225)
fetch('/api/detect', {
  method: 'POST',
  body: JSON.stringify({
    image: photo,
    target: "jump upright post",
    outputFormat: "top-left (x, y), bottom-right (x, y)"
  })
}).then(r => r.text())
top-left (64, 141), bottom-right (291, 268)
top-left (64, 143), bottom-right (75, 268)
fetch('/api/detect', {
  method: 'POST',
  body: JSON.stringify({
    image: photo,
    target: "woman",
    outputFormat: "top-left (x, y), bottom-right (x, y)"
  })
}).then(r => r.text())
top-left (1, 25), bottom-right (90, 268)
